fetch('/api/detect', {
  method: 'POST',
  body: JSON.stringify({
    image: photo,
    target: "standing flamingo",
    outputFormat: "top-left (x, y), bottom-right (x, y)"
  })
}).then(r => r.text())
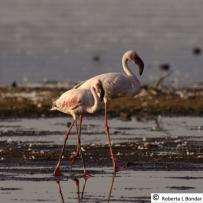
top-left (74, 50), bottom-right (144, 172)
top-left (51, 80), bottom-right (104, 177)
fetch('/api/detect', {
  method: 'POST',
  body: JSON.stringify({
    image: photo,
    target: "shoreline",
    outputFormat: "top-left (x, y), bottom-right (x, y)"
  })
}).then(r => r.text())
top-left (1, 85), bottom-right (203, 118)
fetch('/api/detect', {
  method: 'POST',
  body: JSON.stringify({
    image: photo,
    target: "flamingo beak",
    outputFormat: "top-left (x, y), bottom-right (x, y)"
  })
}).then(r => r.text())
top-left (50, 102), bottom-right (57, 111)
top-left (50, 106), bottom-right (57, 111)
top-left (97, 80), bottom-right (105, 102)
top-left (134, 55), bottom-right (144, 76)
top-left (99, 85), bottom-right (105, 102)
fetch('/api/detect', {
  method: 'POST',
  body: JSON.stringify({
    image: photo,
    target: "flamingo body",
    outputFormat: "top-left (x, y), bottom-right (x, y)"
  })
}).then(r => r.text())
top-left (75, 72), bottom-right (141, 100)
top-left (53, 88), bottom-right (99, 119)
top-left (75, 50), bottom-right (144, 101)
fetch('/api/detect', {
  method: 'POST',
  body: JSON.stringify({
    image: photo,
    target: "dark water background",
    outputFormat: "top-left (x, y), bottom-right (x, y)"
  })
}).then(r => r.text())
top-left (0, 0), bottom-right (203, 86)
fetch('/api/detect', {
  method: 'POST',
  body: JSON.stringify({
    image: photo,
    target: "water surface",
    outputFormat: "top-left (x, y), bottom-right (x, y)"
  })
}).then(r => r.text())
top-left (0, 0), bottom-right (203, 85)
top-left (0, 116), bottom-right (203, 202)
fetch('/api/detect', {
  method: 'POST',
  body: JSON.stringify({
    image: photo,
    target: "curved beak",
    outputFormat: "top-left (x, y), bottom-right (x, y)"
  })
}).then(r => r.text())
top-left (100, 84), bottom-right (105, 102)
top-left (134, 54), bottom-right (144, 76)
top-left (97, 80), bottom-right (105, 102)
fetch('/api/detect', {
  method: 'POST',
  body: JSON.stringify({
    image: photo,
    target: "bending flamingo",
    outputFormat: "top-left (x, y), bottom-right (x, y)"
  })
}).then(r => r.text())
top-left (51, 80), bottom-right (104, 177)
top-left (74, 50), bottom-right (144, 172)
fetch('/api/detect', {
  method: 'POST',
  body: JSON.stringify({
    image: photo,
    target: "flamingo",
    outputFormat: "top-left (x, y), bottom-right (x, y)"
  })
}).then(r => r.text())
top-left (74, 50), bottom-right (144, 172)
top-left (51, 79), bottom-right (104, 177)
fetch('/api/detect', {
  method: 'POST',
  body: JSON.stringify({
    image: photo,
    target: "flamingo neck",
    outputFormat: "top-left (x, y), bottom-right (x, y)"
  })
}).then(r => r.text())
top-left (86, 87), bottom-right (100, 114)
top-left (122, 57), bottom-right (133, 77)
top-left (122, 57), bottom-right (140, 85)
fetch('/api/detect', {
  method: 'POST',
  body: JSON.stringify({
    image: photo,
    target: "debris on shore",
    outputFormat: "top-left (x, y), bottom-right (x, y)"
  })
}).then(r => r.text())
top-left (0, 83), bottom-right (203, 118)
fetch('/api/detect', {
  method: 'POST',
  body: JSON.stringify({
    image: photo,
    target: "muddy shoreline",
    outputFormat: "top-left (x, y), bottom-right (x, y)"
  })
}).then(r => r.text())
top-left (1, 85), bottom-right (203, 118)
top-left (1, 135), bottom-right (203, 170)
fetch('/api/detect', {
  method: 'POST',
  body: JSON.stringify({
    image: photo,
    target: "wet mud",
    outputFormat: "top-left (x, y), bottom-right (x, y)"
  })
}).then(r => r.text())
top-left (0, 136), bottom-right (203, 167)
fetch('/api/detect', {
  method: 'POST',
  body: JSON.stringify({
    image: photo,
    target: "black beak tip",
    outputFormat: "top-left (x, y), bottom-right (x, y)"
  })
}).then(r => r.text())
top-left (134, 54), bottom-right (144, 76)
top-left (138, 61), bottom-right (144, 76)
top-left (139, 66), bottom-right (144, 75)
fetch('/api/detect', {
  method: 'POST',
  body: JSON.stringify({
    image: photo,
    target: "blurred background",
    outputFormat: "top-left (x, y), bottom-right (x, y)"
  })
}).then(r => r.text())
top-left (1, 2), bottom-right (203, 202)
top-left (0, 0), bottom-right (202, 86)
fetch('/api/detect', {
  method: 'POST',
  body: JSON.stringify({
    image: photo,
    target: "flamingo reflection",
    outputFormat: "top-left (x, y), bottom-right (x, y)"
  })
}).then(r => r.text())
top-left (56, 174), bottom-right (117, 203)
top-left (56, 176), bottom-right (88, 203)
top-left (56, 180), bottom-right (65, 203)
top-left (107, 173), bottom-right (116, 203)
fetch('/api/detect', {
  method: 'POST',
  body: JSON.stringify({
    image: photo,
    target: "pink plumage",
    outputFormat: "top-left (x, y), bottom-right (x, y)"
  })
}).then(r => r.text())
top-left (74, 50), bottom-right (144, 173)
top-left (74, 50), bottom-right (144, 101)
top-left (51, 79), bottom-right (104, 177)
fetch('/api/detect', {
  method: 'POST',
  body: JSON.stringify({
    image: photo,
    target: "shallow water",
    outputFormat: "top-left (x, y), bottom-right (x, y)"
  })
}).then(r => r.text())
top-left (0, 116), bottom-right (203, 202)
top-left (0, 116), bottom-right (203, 145)
top-left (0, 168), bottom-right (203, 203)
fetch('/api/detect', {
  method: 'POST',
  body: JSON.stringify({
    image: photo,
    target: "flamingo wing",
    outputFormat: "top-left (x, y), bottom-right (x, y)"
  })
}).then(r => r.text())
top-left (71, 103), bottom-right (82, 110)
top-left (54, 89), bottom-right (85, 113)
top-left (73, 80), bottom-right (87, 89)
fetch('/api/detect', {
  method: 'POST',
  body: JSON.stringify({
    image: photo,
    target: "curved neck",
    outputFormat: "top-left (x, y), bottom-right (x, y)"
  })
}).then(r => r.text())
top-left (122, 57), bottom-right (140, 88)
top-left (122, 58), bottom-right (134, 77)
top-left (86, 87), bottom-right (101, 113)
top-left (122, 57), bottom-right (140, 85)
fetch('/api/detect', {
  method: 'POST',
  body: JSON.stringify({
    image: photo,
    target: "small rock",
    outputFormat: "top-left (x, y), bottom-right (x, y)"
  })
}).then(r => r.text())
top-left (40, 150), bottom-right (45, 155)
top-left (159, 63), bottom-right (170, 71)
top-left (11, 81), bottom-right (18, 88)
top-left (37, 103), bottom-right (42, 108)
top-left (92, 55), bottom-right (100, 62)
top-left (138, 145), bottom-right (144, 150)
top-left (193, 47), bottom-right (202, 55)
top-left (119, 112), bottom-right (131, 121)
top-left (142, 137), bottom-right (147, 142)
top-left (143, 142), bottom-right (158, 149)
top-left (197, 126), bottom-right (203, 131)
top-left (7, 138), bottom-right (12, 143)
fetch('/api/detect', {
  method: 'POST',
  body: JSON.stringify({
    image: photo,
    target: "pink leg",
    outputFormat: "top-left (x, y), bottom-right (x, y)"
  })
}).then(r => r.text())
top-left (71, 115), bottom-right (90, 178)
top-left (70, 116), bottom-right (82, 166)
top-left (104, 101), bottom-right (121, 173)
top-left (53, 120), bottom-right (75, 176)
top-left (78, 116), bottom-right (91, 178)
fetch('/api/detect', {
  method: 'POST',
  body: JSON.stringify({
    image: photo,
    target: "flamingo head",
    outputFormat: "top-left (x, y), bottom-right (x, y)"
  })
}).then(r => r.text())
top-left (125, 50), bottom-right (144, 76)
top-left (50, 101), bottom-right (58, 111)
top-left (93, 80), bottom-right (105, 102)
